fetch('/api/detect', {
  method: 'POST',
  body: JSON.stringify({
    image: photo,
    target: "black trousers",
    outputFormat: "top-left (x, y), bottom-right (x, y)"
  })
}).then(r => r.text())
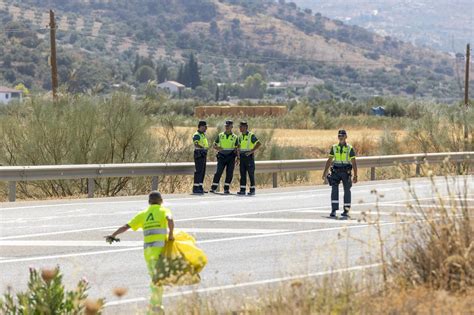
top-left (193, 150), bottom-right (207, 191)
top-left (329, 169), bottom-right (352, 211)
top-left (239, 154), bottom-right (255, 191)
top-left (211, 153), bottom-right (236, 191)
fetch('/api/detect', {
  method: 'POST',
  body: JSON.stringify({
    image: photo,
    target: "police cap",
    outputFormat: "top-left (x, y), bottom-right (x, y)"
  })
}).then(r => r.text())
top-left (239, 121), bottom-right (248, 127)
top-left (338, 129), bottom-right (347, 136)
top-left (225, 120), bottom-right (233, 126)
top-left (198, 120), bottom-right (207, 127)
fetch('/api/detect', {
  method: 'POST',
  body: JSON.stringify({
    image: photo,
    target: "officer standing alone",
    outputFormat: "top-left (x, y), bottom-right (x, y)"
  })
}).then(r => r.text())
top-left (210, 120), bottom-right (239, 194)
top-left (237, 121), bottom-right (261, 196)
top-left (192, 121), bottom-right (209, 194)
top-left (322, 130), bottom-right (358, 218)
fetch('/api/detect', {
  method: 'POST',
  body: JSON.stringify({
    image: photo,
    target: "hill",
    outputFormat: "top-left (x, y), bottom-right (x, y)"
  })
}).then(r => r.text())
top-left (0, 0), bottom-right (469, 101)
top-left (294, 0), bottom-right (474, 53)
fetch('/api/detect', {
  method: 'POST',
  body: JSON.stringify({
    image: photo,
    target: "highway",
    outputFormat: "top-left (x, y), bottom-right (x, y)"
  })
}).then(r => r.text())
top-left (0, 176), bottom-right (472, 314)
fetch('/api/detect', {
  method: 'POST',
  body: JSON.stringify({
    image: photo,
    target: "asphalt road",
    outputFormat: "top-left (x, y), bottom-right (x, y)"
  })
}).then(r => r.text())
top-left (0, 176), bottom-right (472, 314)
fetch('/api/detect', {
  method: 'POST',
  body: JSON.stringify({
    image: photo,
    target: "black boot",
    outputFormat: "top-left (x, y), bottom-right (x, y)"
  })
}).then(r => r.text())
top-left (341, 210), bottom-right (350, 219)
top-left (248, 188), bottom-right (256, 196)
top-left (237, 189), bottom-right (246, 195)
top-left (330, 210), bottom-right (337, 218)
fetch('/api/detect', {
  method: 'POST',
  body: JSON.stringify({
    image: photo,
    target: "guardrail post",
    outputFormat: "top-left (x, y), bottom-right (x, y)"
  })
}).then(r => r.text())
top-left (456, 162), bottom-right (462, 175)
top-left (151, 176), bottom-right (159, 191)
top-left (370, 167), bottom-right (376, 181)
top-left (8, 181), bottom-right (16, 202)
top-left (272, 172), bottom-right (278, 188)
top-left (87, 178), bottom-right (95, 198)
top-left (415, 162), bottom-right (421, 177)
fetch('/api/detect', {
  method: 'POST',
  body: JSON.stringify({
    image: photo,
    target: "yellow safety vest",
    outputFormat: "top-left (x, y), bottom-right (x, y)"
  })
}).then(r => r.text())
top-left (142, 205), bottom-right (169, 260)
top-left (239, 132), bottom-right (257, 152)
top-left (218, 132), bottom-right (238, 152)
top-left (332, 144), bottom-right (353, 165)
top-left (193, 132), bottom-right (209, 149)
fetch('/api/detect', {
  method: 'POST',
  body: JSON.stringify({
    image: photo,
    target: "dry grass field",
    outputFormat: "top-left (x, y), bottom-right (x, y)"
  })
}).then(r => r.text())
top-left (152, 126), bottom-right (406, 157)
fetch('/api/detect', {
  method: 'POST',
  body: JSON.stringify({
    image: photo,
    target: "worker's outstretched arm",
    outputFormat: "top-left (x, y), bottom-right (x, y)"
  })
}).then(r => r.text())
top-left (352, 159), bottom-right (358, 183)
top-left (322, 157), bottom-right (333, 180)
top-left (105, 224), bottom-right (130, 243)
top-left (167, 218), bottom-right (175, 241)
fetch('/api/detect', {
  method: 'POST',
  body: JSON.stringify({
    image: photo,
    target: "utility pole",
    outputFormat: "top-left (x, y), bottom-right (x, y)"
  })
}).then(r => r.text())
top-left (49, 10), bottom-right (59, 100)
top-left (464, 44), bottom-right (470, 149)
top-left (465, 44), bottom-right (470, 108)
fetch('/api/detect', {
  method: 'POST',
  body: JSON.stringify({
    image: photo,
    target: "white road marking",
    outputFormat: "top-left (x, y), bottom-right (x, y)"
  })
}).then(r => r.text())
top-left (295, 209), bottom-right (421, 217)
top-left (0, 178), bottom-right (451, 212)
top-left (0, 206), bottom-right (319, 240)
top-left (0, 225), bottom-right (120, 240)
top-left (209, 218), bottom-right (367, 224)
top-left (0, 222), bottom-right (398, 264)
top-left (0, 240), bottom-right (142, 247)
top-left (105, 262), bottom-right (382, 307)
top-left (0, 195), bottom-right (457, 240)
top-left (100, 227), bottom-right (289, 234)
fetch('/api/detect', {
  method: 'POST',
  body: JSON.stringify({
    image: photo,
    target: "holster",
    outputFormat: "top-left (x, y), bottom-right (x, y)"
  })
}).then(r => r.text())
top-left (194, 150), bottom-right (207, 159)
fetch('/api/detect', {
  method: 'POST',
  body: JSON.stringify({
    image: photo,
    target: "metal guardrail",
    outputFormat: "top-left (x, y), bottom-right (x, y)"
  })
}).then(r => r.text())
top-left (1, 152), bottom-right (472, 202)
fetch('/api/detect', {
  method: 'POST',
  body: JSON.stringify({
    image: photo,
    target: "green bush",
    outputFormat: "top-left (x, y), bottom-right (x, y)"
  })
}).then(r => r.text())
top-left (0, 93), bottom-right (155, 197)
top-left (0, 267), bottom-right (104, 314)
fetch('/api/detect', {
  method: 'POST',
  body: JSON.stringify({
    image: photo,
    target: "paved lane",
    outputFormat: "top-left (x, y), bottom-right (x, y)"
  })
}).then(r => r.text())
top-left (0, 176), bottom-right (472, 313)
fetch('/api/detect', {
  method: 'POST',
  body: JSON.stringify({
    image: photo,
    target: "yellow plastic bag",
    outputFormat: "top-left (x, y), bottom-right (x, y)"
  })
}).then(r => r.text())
top-left (153, 231), bottom-right (207, 286)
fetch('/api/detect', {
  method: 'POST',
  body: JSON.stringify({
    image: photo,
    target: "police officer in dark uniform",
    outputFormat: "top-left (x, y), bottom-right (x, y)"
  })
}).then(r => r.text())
top-left (192, 121), bottom-right (209, 194)
top-left (210, 120), bottom-right (239, 194)
top-left (237, 121), bottom-right (261, 196)
top-left (322, 130), bottom-right (358, 218)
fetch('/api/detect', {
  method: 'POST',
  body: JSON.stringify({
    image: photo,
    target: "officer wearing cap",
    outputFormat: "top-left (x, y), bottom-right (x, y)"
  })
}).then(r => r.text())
top-left (192, 121), bottom-right (209, 194)
top-left (322, 130), bottom-right (358, 218)
top-left (210, 120), bottom-right (239, 194)
top-left (237, 121), bottom-right (261, 196)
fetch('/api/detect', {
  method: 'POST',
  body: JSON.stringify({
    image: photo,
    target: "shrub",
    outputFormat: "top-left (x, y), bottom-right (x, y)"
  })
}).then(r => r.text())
top-left (0, 93), bottom-right (155, 197)
top-left (0, 267), bottom-right (104, 314)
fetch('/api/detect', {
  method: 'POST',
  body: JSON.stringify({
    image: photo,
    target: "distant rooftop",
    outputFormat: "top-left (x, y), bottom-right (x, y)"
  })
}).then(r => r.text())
top-left (0, 86), bottom-right (23, 93)
top-left (158, 81), bottom-right (185, 88)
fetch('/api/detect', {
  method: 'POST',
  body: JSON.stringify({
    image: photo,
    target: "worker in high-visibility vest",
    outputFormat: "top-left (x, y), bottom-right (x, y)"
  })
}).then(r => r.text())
top-left (192, 120), bottom-right (209, 194)
top-left (322, 130), bottom-right (358, 218)
top-left (210, 120), bottom-right (239, 194)
top-left (105, 191), bottom-right (174, 314)
top-left (237, 121), bottom-right (261, 196)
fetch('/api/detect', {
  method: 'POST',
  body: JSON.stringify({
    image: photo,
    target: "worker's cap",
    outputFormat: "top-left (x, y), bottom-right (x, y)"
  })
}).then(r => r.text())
top-left (225, 120), bottom-right (233, 126)
top-left (198, 120), bottom-right (207, 127)
top-left (239, 121), bottom-right (248, 127)
top-left (338, 130), bottom-right (347, 136)
top-left (148, 191), bottom-right (162, 201)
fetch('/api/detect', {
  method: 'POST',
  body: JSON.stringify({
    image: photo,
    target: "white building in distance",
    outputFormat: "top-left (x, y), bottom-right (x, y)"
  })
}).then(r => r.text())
top-left (0, 86), bottom-right (23, 104)
top-left (157, 81), bottom-right (185, 94)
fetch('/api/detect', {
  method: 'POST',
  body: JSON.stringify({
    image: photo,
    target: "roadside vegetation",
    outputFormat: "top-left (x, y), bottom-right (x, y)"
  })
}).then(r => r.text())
top-left (0, 94), bottom-right (472, 201)
top-left (0, 267), bottom-right (104, 314)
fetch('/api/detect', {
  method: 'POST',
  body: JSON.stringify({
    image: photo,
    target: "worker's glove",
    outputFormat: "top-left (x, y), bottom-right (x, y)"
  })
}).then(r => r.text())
top-left (105, 235), bottom-right (120, 244)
